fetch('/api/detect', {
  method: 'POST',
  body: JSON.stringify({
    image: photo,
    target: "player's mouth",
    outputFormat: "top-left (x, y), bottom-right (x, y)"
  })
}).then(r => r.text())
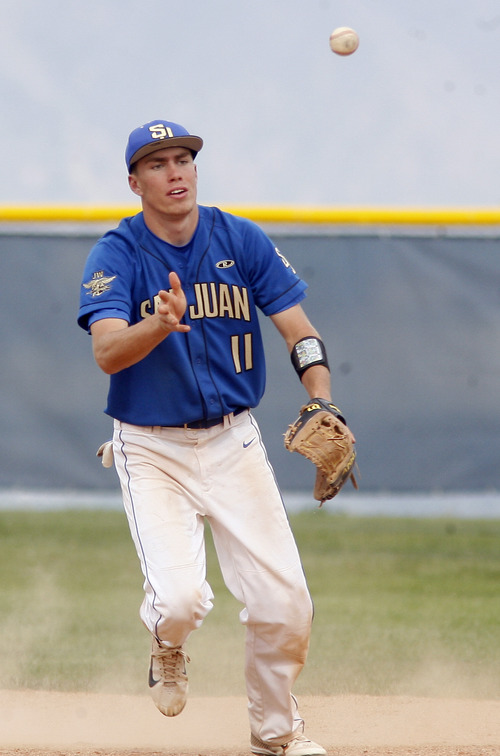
top-left (168, 187), bottom-right (188, 197)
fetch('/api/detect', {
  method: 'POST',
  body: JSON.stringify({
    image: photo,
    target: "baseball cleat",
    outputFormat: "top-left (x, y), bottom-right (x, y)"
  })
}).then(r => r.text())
top-left (148, 639), bottom-right (189, 716)
top-left (250, 733), bottom-right (327, 756)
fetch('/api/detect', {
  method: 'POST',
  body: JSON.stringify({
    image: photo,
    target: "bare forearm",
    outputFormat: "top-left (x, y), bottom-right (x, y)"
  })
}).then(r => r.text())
top-left (92, 274), bottom-right (190, 374)
top-left (92, 316), bottom-right (174, 374)
top-left (270, 305), bottom-right (333, 401)
top-left (299, 364), bottom-right (332, 401)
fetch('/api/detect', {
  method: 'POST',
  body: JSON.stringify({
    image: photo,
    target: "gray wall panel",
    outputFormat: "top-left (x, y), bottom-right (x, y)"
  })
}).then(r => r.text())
top-left (1, 228), bottom-right (498, 493)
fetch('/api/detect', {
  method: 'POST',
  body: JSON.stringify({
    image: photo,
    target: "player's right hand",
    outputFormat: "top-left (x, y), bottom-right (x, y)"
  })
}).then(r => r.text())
top-left (157, 271), bottom-right (191, 334)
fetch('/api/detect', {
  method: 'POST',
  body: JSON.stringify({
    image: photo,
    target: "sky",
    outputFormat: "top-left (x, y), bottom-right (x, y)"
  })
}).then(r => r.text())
top-left (2, 0), bottom-right (500, 208)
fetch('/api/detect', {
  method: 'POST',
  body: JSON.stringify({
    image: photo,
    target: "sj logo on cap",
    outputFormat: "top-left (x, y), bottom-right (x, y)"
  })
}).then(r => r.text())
top-left (149, 124), bottom-right (174, 140)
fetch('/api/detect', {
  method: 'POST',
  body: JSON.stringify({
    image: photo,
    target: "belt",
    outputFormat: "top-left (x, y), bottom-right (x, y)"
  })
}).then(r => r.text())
top-left (174, 407), bottom-right (246, 430)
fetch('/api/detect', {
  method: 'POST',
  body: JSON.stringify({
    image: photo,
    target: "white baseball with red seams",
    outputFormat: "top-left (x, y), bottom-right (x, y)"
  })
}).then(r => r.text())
top-left (329, 27), bottom-right (359, 56)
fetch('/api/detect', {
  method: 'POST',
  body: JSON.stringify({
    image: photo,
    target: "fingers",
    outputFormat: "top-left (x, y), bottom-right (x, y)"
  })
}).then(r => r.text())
top-left (157, 274), bottom-right (191, 333)
top-left (158, 271), bottom-right (184, 305)
top-left (157, 288), bottom-right (172, 308)
top-left (157, 304), bottom-right (191, 333)
top-left (157, 288), bottom-right (183, 312)
top-left (168, 270), bottom-right (182, 292)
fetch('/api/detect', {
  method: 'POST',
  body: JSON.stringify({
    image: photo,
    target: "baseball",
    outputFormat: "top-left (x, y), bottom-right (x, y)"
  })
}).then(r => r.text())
top-left (329, 27), bottom-right (359, 56)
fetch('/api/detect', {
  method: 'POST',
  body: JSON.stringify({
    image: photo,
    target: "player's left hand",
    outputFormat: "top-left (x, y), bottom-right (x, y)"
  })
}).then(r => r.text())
top-left (284, 398), bottom-right (358, 504)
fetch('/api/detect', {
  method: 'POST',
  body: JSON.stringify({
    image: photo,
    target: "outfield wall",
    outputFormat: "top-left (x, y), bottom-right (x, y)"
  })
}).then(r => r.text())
top-left (1, 209), bottom-right (499, 494)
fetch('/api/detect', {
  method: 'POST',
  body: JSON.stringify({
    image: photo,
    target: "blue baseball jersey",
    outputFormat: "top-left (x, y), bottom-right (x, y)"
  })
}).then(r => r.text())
top-left (78, 206), bottom-right (307, 426)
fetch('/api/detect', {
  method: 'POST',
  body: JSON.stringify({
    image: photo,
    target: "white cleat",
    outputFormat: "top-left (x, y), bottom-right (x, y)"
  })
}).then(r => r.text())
top-left (251, 733), bottom-right (327, 756)
top-left (148, 639), bottom-right (189, 717)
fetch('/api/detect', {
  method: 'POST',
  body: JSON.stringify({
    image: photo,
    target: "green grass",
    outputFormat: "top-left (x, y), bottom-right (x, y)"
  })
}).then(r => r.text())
top-left (0, 508), bottom-right (499, 699)
top-left (293, 513), bottom-right (500, 699)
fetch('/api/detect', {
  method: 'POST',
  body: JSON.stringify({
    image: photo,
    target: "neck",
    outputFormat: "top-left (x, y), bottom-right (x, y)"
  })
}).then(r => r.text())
top-left (143, 205), bottom-right (199, 246)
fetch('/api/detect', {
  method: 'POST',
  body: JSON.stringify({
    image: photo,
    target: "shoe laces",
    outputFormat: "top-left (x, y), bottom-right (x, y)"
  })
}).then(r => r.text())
top-left (156, 646), bottom-right (190, 682)
top-left (285, 735), bottom-right (309, 748)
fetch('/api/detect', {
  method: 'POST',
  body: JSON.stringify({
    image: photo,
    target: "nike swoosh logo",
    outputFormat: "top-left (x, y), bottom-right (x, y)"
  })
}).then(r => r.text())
top-left (243, 438), bottom-right (256, 448)
top-left (149, 664), bottom-right (160, 688)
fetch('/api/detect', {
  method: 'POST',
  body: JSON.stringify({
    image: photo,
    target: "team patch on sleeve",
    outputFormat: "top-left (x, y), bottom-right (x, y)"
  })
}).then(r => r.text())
top-left (83, 270), bottom-right (117, 297)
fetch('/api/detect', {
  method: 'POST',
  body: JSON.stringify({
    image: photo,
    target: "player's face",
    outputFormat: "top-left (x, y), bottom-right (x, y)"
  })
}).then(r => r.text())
top-left (128, 147), bottom-right (198, 221)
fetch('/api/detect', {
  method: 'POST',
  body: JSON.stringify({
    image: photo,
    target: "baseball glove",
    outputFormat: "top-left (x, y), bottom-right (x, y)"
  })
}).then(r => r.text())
top-left (284, 398), bottom-right (358, 504)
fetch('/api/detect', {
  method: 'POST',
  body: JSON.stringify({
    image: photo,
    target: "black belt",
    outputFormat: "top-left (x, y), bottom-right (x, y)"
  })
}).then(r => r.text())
top-left (175, 407), bottom-right (246, 430)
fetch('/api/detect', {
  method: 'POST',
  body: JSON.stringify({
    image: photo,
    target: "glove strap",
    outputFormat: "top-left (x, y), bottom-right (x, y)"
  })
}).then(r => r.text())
top-left (307, 397), bottom-right (347, 425)
top-left (291, 336), bottom-right (330, 379)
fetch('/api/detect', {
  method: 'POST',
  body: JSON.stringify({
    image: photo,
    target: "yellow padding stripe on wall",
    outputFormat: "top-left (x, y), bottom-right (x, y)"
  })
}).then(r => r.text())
top-left (0, 205), bottom-right (500, 225)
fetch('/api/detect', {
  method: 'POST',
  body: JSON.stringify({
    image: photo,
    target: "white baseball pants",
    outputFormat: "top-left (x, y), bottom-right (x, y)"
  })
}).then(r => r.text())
top-left (112, 409), bottom-right (313, 744)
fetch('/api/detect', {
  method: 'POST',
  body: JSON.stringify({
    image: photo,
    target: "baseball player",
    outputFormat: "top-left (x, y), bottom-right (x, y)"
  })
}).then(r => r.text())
top-left (78, 119), bottom-right (353, 756)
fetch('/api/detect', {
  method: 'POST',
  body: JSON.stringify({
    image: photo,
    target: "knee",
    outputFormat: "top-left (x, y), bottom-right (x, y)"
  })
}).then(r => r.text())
top-left (285, 591), bottom-right (314, 639)
top-left (245, 587), bottom-right (313, 645)
top-left (153, 583), bottom-right (213, 630)
top-left (275, 584), bottom-right (313, 628)
top-left (169, 587), bottom-right (211, 624)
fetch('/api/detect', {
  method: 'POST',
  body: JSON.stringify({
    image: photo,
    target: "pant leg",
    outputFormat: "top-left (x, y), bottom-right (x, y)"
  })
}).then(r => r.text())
top-left (201, 412), bottom-right (314, 743)
top-left (113, 420), bottom-right (214, 647)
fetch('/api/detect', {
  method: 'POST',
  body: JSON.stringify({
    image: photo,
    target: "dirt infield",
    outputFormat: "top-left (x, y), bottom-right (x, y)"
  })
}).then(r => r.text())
top-left (1, 690), bottom-right (500, 756)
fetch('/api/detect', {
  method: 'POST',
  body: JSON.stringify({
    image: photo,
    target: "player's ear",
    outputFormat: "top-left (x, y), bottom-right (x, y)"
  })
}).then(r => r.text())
top-left (128, 173), bottom-right (143, 197)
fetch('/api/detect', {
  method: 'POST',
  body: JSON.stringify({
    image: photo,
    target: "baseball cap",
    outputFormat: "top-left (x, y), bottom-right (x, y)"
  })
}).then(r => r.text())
top-left (125, 119), bottom-right (203, 172)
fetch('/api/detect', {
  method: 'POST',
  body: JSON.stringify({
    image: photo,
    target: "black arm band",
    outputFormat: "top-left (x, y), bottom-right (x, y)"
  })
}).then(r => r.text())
top-left (291, 336), bottom-right (330, 379)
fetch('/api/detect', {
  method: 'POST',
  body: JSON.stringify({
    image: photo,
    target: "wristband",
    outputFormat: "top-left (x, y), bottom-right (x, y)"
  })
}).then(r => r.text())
top-left (291, 336), bottom-right (330, 379)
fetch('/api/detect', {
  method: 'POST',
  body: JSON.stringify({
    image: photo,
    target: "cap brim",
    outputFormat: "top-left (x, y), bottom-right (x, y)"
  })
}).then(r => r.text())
top-left (128, 136), bottom-right (203, 170)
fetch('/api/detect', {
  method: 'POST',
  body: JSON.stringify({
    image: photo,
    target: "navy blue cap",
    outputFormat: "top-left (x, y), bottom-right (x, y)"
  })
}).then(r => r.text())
top-left (125, 120), bottom-right (203, 172)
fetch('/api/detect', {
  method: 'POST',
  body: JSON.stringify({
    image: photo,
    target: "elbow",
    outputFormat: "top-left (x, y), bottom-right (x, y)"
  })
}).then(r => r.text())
top-left (95, 357), bottom-right (116, 375)
top-left (93, 346), bottom-right (121, 375)
top-left (99, 362), bottom-right (118, 376)
top-left (90, 319), bottom-right (130, 375)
